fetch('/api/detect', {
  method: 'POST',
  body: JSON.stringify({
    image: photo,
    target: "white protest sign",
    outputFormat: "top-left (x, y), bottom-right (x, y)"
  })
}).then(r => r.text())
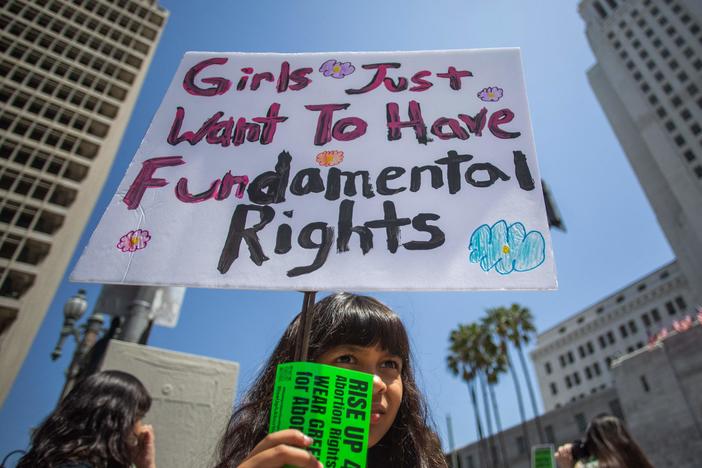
top-left (72, 49), bottom-right (557, 291)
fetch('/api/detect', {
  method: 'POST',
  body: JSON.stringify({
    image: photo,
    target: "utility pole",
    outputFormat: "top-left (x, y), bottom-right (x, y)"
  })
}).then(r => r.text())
top-left (447, 414), bottom-right (459, 467)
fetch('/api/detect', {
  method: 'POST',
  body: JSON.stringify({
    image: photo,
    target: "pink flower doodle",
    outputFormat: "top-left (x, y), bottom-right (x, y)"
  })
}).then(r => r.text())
top-left (477, 86), bottom-right (504, 102)
top-left (116, 229), bottom-right (151, 253)
top-left (319, 59), bottom-right (355, 79)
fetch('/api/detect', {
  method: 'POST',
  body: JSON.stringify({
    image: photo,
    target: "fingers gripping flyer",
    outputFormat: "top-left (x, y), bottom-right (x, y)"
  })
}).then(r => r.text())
top-left (269, 363), bottom-right (374, 468)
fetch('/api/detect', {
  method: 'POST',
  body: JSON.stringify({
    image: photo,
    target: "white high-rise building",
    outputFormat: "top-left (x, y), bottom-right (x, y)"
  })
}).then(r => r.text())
top-left (531, 260), bottom-right (695, 411)
top-left (579, 0), bottom-right (702, 307)
top-left (0, 0), bottom-right (168, 406)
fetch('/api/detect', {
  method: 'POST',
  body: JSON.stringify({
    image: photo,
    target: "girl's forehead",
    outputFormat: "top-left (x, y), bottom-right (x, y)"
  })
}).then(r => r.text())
top-left (324, 343), bottom-right (401, 357)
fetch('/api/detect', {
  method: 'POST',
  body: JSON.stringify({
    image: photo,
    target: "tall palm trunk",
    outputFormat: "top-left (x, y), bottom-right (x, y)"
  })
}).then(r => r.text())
top-left (479, 371), bottom-right (498, 468)
top-left (507, 350), bottom-right (531, 453)
top-left (488, 382), bottom-right (510, 468)
top-left (468, 380), bottom-right (488, 468)
top-left (517, 343), bottom-right (545, 443)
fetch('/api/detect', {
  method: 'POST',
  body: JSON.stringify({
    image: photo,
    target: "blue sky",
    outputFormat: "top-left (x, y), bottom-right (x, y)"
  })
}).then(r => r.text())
top-left (0, 0), bottom-right (674, 464)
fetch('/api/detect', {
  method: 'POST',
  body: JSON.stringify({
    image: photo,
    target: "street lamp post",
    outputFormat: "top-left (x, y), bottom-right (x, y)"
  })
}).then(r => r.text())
top-left (51, 289), bottom-right (105, 400)
top-left (51, 289), bottom-right (88, 361)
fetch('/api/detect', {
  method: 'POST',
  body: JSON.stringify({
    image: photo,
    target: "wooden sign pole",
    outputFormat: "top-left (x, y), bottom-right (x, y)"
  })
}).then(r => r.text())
top-left (295, 291), bottom-right (317, 361)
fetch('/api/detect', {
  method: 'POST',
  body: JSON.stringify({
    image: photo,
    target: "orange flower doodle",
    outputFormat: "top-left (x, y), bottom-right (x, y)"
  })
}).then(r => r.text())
top-left (316, 150), bottom-right (344, 167)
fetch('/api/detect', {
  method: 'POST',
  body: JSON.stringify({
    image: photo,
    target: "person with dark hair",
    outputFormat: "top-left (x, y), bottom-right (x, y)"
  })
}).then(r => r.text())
top-left (18, 370), bottom-right (156, 468)
top-left (214, 292), bottom-right (447, 468)
top-left (555, 414), bottom-right (654, 468)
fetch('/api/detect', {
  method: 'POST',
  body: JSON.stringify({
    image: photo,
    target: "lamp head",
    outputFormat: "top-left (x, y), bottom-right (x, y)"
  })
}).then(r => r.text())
top-left (63, 289), bottom-right (88, 321)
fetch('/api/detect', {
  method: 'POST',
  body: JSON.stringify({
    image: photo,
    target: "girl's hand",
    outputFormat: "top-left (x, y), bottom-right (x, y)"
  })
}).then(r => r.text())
top-left (238, 429), bottom-right (322, 468)
top-left (133, 424), bottom-right (156, 468)
top-left (555, 443), bottom-right (574, 468)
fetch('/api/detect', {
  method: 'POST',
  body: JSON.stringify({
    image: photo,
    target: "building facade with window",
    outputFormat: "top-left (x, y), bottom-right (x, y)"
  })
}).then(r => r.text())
top-left (530, 260), bottom-right (694, 411)
top-left (0, 0), bottom-right (168, 405)
top-left (449, 321), bottom-right (702, 468)
top-left (579, 0), bottom-right (702, 307)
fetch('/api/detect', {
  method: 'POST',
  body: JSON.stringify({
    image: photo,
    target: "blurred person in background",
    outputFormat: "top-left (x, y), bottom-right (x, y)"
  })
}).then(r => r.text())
top-left (555, 414), bottom-right (654, 468)
top-left (17, 370), bottom-right (155, 468)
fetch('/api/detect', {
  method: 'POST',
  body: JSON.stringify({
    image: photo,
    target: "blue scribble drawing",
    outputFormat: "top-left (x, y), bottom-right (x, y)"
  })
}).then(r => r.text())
top-left (469, 220), bottom-right (545, 274)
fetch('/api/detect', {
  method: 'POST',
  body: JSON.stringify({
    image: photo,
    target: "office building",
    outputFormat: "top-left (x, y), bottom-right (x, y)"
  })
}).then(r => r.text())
top-left (579, 0), bottom-right (702, 306)
top-left (0, 0), bottom-right (168, 405)
top-left (530, 260), bottom-right (694, 411)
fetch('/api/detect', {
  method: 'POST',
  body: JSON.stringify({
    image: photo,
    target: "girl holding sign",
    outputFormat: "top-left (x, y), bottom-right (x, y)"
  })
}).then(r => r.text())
top-left (213, 292), bottom-right (447, 468)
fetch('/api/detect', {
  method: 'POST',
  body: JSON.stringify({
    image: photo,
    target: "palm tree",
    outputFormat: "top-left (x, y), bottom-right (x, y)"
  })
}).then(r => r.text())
top-left (447, 325), bottom-right (491, 467)
top-left (484, 307), bottom-right (532, 453)
top-left (504, 303), bottom-right (545, 443)
top-left (480, 325), bottom-right (510, 468)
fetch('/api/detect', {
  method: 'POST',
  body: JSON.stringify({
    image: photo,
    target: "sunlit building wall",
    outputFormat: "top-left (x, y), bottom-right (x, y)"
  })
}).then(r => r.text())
top-left (0, 0), bottom-right (168, 406)
top-left (579, 0), bottom-right (702, 307)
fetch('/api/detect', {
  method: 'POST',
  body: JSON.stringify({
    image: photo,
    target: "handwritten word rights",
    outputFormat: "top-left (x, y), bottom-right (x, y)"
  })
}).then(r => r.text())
top-left (183, 58), bottom-right (474, 96)
top-left (167, 103), bottom-right (520, 148)
top-left (122, 150), bottom-right (536, 277)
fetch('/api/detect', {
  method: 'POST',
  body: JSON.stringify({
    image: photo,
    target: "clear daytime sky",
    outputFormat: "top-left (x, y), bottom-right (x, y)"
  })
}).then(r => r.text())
top-left (0, 0), bottom-right (674, 464)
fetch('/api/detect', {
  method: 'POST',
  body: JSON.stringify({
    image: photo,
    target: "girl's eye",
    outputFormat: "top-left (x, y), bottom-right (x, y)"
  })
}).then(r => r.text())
top-left (334, 354), bottom-right (355, 364)
top-left (381, 359), bottom-right (401, 370)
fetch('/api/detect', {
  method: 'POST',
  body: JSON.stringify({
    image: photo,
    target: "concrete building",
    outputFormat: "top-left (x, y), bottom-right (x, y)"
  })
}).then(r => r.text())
top-left (449, 388), bottom-right (623, 468)
top-left (579, 0), bottom-right (702, 307)
top-left (449, 321), bottom-right (702, 468)
top-left (0, 0), bottom-right (168, 406)
top-left (100, 340), bottom-right (239, 468)
top-left (530, 260), bottom-right (694, 411)
top-left (611, 322), bottom-right (702, 468)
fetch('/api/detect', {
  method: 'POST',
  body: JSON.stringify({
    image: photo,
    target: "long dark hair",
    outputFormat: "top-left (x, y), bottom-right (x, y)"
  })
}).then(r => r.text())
top-left (583, 414), bottom-right (654, 468)
top-left (214, 292), bottom-right (447, 468)
top-left (18, 370), bottom-right (152, 468)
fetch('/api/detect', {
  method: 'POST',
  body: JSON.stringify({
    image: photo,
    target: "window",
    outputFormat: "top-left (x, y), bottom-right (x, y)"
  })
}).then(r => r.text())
top-left (620, 324), bottom-right (629, 338)
top-left (516, 435), bottom-right (527, 455)
top-left (642, 313), bottom-right (651, 327)
top-left (651, 308), bottom-right (661, 322)
top-left (593, 1), bottom-right (607, 19)
top-left (666, 301), bottom-right (676, 315)
top-left (593, 362), bottom-right (601, 376)
top-left (599, 335), bottom-right (607, 349)
top-left (675, 296), bottom-right (686, 311)
top-left (629, 320), bottom-right (638, 334)
top-left (0, 270), bottom-right (35, 299)
top-left (585, 366), bottom-right (593, 379)
top-left (683, 150), bottom-right (695, 162)
top-left (587, 342), bottom-right (594, 354)
top-left (609, 399), bottom-right (624, 419)
top-left (560, 355), bottom-right (567, 368)
top-left (545, 425), bottom-right (555, 444)
top-left (550, 382), bottom-right (558, 395)
top-left (579, 345), bottom-right (586, 358)
top-left (565, 376), bottom-right (572, 389)
top-left (568, 351), bottom-right (575, 364)
top-left (575, 413), bottom-right (588, 432)
top-left (545, 362), bottom-right (552, 375)
top-left (607, 331), bottom-right (615, 344)
top-left (573, 372), bottom-right (581, 385)
top-left (0, 235), bottom-right (22, 259)
top-left (465, 454), bottom-right (474, 468)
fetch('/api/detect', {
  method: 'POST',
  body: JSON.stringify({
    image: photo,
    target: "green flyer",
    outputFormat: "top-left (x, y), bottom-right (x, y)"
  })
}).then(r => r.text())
top-left (269, 362), bottom-right (374, 468)
top-left (532, 445), bottom-right (555, 468)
